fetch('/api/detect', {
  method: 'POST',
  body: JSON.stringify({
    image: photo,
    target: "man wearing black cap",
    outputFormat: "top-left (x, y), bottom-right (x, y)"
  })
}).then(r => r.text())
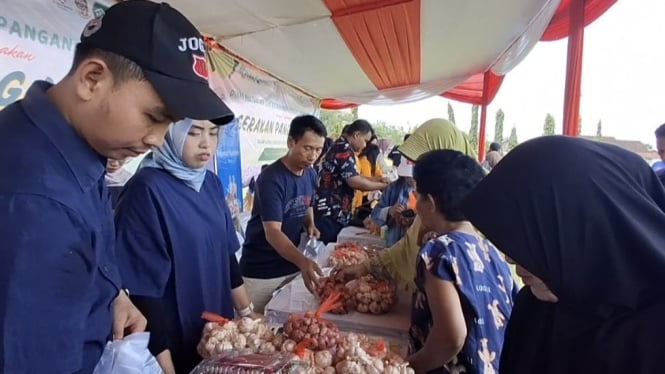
top-left (0, 1), bottom-right (234, 372)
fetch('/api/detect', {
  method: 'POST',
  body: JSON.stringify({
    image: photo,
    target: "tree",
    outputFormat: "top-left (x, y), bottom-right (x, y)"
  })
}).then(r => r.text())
top-left (319, 109), bottom-right (355, 137)
top-left (494, 109), bottom-right (504, 145)
top-left (543, 113), bottom-right (556, 135)
top-left (447, 102), bottom-right (456, 124)
top-left (596, 120), bottom-right (603, 137)
top-left (371, 120), bottom-right (406, 146)
top-left (469, 105), bottom-right (479, 149)
top-left (351, 107), bottom-right (359, 121)
top-left (507, 125), bottom-right (519, 151)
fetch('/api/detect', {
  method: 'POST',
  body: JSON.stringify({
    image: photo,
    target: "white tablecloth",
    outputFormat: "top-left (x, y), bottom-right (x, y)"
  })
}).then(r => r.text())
top-left (336, 226), bottom-right (386, 248)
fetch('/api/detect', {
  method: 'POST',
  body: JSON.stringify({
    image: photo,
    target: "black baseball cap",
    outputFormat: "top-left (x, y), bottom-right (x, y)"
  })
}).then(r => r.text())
top-left (80, 0), bottom-right (234, 125)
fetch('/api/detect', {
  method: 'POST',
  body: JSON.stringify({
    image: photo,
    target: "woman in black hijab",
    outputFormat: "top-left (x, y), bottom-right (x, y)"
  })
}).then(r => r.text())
top-left (462, 136), bottom-right (665, 374)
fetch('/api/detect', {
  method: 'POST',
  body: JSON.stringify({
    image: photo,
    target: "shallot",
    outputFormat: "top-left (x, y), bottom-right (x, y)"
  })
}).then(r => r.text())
top-left (284, 292), bottom-right (343, 351)
top-left (284, 311), bottom-right (340, 350)
top-left (315, 276), bottom-right (355, 314)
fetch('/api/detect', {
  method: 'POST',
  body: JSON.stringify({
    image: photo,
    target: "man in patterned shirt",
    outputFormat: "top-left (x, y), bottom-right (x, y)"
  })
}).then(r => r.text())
top-left (314, 119), bottom-right (390, 243)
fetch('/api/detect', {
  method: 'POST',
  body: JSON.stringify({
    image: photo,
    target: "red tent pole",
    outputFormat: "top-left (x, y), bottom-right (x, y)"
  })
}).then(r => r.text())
top-left (477, 71), bottom-right (491, 161)
top-left (562, 0), bottom-right (585, 136)
top-left (478, 104), bottom-right (487, 161)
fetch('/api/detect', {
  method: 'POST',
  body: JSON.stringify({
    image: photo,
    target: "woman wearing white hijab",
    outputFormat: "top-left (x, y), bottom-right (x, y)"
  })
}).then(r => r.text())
top-left (114, 119), bottom-right (256, 374)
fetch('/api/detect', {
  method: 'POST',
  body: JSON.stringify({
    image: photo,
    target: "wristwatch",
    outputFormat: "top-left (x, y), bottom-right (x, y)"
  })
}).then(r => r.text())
top-left (236, 302), bottom-right (254, 317)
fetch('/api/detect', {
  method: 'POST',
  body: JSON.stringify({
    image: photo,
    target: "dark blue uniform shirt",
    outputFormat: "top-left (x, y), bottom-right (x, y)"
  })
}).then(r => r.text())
top-left (115, 168), bottom-right (237, 372)
top-left (241, 161), bottom-right (316, 278)
top-left (0, 82), bottom-right (122, 373)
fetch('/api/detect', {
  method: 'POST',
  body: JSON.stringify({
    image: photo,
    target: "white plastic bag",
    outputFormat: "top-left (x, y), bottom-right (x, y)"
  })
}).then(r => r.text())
top-left (93, 332), bottom-right (162, 374)
top-left (298, 232), bottom-right (325, 259)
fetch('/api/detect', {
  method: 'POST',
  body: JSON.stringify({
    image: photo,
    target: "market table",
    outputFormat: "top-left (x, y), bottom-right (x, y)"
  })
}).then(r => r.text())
top-left (264, 268), bottom-right (411, 355)
top-left (195, 239), bottom-right (414, 372)
top-left (336, 226), bottom-right (386, 248)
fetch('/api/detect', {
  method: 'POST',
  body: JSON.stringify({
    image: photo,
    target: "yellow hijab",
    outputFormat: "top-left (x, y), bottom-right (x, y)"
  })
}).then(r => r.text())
top-left (378, 118), bottom-right (476, 291)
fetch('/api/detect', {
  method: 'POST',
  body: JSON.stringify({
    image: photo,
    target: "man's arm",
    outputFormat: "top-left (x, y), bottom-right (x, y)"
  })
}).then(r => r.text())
top-left (371, 184), bottom-right (395, 226)
top-left (263, 221), bottom-right (309, 269)
top-left (303, 206), bottom-right (321, 239)
top-left (256, 176), bottom-right (321, 292)
top-left (335, 151), bottom-right (387, 191)
top-left (0, 194), bottom-right (99, 373)
top-left (346, 175), bottom-right (388, 191)
top-left (263, 221), bottom-right (321, 293)
top-left (304, 206), bottom-right (315, 229)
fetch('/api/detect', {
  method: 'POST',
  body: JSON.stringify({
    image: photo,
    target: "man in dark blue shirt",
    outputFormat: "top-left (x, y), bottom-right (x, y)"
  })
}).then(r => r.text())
top-left (0, 1), bottom-right (234, 372)
top-left (241, 115), bottom-right (327, 312)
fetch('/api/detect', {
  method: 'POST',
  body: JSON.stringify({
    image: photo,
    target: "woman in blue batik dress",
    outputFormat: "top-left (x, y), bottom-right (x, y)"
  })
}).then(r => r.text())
top-left (407, 150), bottom-right (516, 374)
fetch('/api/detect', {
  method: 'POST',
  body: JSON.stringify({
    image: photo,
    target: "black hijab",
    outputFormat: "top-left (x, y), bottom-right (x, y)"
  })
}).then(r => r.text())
top-left (462, 136), bottom-right (665, 373)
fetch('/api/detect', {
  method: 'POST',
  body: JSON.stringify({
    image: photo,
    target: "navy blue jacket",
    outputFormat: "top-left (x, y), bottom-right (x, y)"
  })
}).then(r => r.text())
top-left (0, 82), bottom-right (121, 373)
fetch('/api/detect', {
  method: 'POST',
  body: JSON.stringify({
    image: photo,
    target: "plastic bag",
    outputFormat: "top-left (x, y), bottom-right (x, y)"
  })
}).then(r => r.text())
top-left (297, 233), bottom-right (324, 260)
top-left (93, 332), bottom-right (162, 374)
top-left (190, 351), bottom-right (308, 374)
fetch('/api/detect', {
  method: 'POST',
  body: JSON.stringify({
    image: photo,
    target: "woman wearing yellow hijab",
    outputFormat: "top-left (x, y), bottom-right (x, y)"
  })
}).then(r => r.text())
top-left (334, 118), bottom-right (475, 291)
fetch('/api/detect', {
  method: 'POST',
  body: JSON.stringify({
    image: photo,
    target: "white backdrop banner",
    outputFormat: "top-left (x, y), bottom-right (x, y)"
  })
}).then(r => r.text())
top-left (0, 0), bottom-right (113, 109)
top-left (207, 49), bottom-right (320, 187)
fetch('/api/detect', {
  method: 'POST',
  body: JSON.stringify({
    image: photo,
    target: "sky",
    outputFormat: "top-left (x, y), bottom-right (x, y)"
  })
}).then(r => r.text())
top-left (359, 0), bottom-right (665, 148)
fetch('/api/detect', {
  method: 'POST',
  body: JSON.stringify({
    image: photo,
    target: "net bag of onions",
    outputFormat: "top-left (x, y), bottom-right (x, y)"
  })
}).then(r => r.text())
top-left (197, 312), bottom-right (282, 359)
top-left (326, 243), bottom-right (369, 267)
top-left (346, 275), bottom-right (397, 314)
top-left (314, 276), bottom-right (355, 315)
top-left (283, 292), bottom-right (343, 350)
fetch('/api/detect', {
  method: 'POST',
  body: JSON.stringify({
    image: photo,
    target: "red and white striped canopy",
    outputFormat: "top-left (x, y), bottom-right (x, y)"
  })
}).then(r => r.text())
top-left (166, 0), bottom-right (562, 106)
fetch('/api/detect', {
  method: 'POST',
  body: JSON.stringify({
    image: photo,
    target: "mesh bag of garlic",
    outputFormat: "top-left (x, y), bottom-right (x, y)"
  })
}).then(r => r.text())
top-left (197, 312), bottom-right (284, 359)
top-left (345, 275), bottom-right (397, 315)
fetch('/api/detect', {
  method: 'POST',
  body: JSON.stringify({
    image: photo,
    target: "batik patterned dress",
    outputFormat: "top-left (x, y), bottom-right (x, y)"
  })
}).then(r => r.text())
top-left (410, 232), bottom-right (516, 374)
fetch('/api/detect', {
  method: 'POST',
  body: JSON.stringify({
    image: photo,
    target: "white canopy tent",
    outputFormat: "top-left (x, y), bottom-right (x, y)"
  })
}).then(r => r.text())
top-left (166, 0), bottom-right (560, 106)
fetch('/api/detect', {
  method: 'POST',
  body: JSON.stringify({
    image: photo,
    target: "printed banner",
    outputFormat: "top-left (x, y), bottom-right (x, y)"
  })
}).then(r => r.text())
top-left (215, 119), bottom-right (243, 216)
top-left (207, 50), bottom-right (320, 188)
top-left (1, 0), bottom-right (319, 218)
top-left (0, 0), bottom-right (112, 109)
